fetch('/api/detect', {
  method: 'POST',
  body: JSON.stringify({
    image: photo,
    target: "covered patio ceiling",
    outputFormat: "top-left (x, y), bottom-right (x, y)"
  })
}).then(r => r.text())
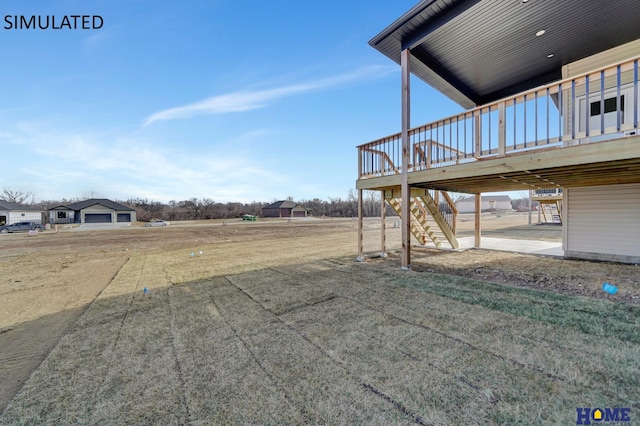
top-left (370, 0), bottom-right (640, 109)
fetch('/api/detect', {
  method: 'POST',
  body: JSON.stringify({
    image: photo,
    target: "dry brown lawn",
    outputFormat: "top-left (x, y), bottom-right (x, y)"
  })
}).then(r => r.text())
top-left (1, 215), bottom-right (638, 424)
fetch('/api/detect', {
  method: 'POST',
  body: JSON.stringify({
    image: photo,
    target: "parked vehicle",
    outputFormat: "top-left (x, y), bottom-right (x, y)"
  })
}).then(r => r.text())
top-left (0, 221), bottom-right (45, 234)
top-left (145, 220), bottom-right (170, 227)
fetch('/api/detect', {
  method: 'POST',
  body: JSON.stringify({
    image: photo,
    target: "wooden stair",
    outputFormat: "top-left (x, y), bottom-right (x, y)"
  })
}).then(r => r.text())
top-left (386, 190), bottom-right (459, 249)
top-left (539, 200), bottom-right (562, 224)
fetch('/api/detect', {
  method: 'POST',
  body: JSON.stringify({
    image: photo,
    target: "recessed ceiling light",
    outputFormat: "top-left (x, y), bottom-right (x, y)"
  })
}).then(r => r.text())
top-left (522, 0), bottom-right (529, 3)
top-left (547, 53), bottom-right (554, 58)
top-left (536, 29), bottom-right (546, 37)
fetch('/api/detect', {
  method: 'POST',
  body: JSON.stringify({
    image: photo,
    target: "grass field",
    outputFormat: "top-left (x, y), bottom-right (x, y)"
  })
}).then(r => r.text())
top-left (1, 216), bottom-right (639, 424)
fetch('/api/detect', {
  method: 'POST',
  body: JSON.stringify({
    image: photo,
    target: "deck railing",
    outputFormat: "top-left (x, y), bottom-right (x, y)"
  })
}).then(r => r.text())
top-left (358, 55), bottom-right (640, 178)
top-left (531, 188), bottom-right (563, 197)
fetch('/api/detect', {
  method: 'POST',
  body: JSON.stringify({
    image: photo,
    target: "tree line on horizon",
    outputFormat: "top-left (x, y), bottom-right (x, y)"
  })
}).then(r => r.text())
top-left (2, 187), bottom-right (533, 223)
top-left (1, 187), bottom-right (391, 222)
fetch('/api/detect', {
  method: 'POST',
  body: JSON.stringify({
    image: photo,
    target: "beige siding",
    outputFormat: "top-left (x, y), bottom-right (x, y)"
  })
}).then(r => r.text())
top-left (562, 38), bottom-right (640, 79)
top-left (566, 184), bottom-right (640, 263)
top-left (561, 39), bottom-right (640, 138)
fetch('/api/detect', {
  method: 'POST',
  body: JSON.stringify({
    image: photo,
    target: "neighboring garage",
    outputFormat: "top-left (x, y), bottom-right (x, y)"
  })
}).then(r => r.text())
top-left (85, 213), bottom-right (112, 223)
top-left (50, 198), bottom-right (136, 224)
top-left (262, 200), bottom-right (310, 218)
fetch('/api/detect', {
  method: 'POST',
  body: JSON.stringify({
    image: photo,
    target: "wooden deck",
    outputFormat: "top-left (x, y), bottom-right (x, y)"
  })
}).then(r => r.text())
top-left (356, 56), bottom-right (640, 266)
top-left (357, 135), bottom-right (640, 194)
top-left (357, 56), bottom-right (640, 194)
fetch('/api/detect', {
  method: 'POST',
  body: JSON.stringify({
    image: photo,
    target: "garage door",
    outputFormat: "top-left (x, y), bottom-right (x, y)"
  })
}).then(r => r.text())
top-left (85, 213), bottom-right (112, 223)
top-left (117, 213), bottom-right (131, 222)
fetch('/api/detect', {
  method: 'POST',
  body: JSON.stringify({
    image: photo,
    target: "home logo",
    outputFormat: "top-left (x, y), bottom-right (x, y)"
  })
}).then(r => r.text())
top-left (576, 407), bottom-right (631, 424)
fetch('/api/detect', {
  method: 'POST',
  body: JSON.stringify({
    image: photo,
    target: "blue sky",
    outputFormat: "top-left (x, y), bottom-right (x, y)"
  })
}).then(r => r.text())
top-left (1, 0), bottom-right (464, 203)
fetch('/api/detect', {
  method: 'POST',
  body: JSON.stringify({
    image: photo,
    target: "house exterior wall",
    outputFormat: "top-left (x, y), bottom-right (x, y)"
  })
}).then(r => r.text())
top-left (562, 39), bottom-right (640, 79)
top-left (562, 39), bottom-right (640, 139)
top-left (292, 206), bottom-right (307, 217)
top-left (49, 209), bottom-right (75, 224)
top-left (1, 211), bottom-right (42, 224)
top-left (565, 183), bottom-right (640, 263)
top-left (262, 208), bottom-right (296, 218)
top-left (116, 210), bottom-right (136, 222)
top-left (456, 199), bottom-right (511, 213)
top-left (262, 208), bottom-right (281, 218)
top-left (80, 204), bottom-right (115, 223)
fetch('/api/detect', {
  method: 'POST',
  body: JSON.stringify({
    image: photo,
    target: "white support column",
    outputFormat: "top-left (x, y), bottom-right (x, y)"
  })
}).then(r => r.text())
top-left (356, 188), bottom-right (365, 262)
top-left (401, 48), bottom-right (411, 270)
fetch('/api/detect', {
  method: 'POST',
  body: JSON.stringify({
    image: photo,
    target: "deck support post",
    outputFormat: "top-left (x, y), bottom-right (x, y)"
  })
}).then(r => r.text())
top-left (356, 188), bottom-right (365, 262)
top-left (401, 48), bottom-right (411, 270)
top-left (380, 190), bottom-right (387, 257)
top-left (498, 101), bottom-right (506, 156)
top-left (475, 193), bottom-right (481, 248)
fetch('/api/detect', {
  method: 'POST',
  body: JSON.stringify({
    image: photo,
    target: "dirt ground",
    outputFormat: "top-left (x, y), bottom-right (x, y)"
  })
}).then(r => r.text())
top-left (1, 214), bottom-right (638, 414)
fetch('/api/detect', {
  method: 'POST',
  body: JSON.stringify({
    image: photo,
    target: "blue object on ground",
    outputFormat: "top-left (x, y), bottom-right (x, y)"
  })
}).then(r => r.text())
top-left (602, 282), bottom-right (618, 295)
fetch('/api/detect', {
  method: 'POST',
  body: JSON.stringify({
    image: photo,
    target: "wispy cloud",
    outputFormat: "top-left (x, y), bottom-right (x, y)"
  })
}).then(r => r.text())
top-left (143, 65), bottom-right (395, 125)
top-left (3, 121), bottom-right (287, 202)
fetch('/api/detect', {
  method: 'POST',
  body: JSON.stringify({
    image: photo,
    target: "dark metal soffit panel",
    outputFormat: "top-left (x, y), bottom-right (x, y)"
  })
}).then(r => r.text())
top-left (370, 0), bottom-right (640, 109)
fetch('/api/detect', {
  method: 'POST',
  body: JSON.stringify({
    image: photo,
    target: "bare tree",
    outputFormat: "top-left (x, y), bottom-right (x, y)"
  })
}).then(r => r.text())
top-left (82, 190), bottom-right (102, 199)
top-left (1, 188), bottom-right (34, 204)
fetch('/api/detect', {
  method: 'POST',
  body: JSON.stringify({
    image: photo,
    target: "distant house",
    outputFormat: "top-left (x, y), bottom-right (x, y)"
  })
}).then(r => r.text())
top-left (48, 198), bottom-right (136, 224)
top-left (262, 200), bottom-right (309, 218)
top-left (0, 200), bottom-right (43, 225)
top-left (456, 195), bottom-right (512, 213)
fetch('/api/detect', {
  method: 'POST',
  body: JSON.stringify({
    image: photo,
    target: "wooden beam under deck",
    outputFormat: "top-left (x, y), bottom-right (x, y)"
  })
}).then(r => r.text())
top-left (357, 136), bottom-right (640, 194)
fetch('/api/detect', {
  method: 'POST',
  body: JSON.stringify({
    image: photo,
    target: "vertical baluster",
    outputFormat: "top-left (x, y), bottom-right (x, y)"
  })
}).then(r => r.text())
top-left (524, 94), bottom-right (527, 148)
top-left (534, 91), bottom-right (538, 145)
top-left (635, 60), bottom-right (638, 130)
top-left (546, 87), bottom-right (550, 144)
top-left (600, 70), bottom-right (605, 134)
top-left (480, 109), bottom-right (484, 155)
top-left (488, 105), bottom-right (491, 153)
top-left (513, 98), bottom-right (517, 149)
top-left (438, 121), bottom-right (442, 163)
top-left (464, 113), bottom-right (468, 159)
top-left (585, 74), bottom-right (590, 138)
top-left (449, 117), bottom-right (453, 163)
top-left (558, 83), bottom-right (562, 142)
top-left (429, 125), bottom-right (433, 167)
top-left (456, 115), bottom-right (460, 163)
top-left (571, 80), bottom-right (576, 140)
top-left (616, 65), bottom-right (621, 132)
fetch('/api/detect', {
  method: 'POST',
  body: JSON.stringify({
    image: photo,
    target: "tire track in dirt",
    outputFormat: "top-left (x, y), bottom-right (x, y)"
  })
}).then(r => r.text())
top-left (224, 272), bottom-right (430, 425)
top-left (163, 255), bottom-right (193, 424)
top-left (271, 261), bottom-right (629, 406)
top-left (213, 275), bottom-right (419, 424)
